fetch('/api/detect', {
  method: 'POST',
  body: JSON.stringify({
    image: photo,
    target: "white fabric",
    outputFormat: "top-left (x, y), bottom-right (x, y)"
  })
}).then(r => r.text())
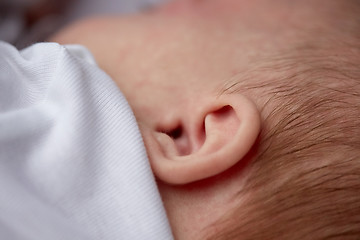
top-left (0, 41), bottom-right (173, 240)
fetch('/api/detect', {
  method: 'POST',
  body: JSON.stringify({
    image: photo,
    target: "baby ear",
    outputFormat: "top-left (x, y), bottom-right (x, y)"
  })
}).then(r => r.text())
top-left (142, 94), bottom-right (261, 185)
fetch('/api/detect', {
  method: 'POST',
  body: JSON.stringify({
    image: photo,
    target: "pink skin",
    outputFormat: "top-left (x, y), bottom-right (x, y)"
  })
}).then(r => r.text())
top-left (51, 0), bottom-right (336, 239)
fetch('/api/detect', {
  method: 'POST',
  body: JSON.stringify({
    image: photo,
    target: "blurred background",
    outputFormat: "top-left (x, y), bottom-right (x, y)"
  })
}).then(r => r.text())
top-left (0, 0), bottom-right (169, 48)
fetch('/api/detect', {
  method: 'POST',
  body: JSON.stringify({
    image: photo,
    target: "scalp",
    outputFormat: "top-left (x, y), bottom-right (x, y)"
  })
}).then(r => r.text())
top-left (206, 5), bottom-right (360, 239)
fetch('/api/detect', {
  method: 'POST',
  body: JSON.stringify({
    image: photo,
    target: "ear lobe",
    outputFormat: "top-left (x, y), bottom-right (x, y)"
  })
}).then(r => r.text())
top-left (142, 94), bottom-right (261, 185)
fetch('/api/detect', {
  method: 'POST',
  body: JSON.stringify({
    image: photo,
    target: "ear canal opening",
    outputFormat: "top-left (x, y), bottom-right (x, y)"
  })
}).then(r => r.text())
top-left (157, 125), bottom-right (191, 156)
top-left (166, 126), bottom-right (183, 140)
top-left (156, 125), bottom-right (183, 140)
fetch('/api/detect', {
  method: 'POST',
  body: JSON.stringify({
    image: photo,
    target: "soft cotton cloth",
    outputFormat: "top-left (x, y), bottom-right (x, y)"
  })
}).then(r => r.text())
top-left (0, 41), bottom-right (173, 240)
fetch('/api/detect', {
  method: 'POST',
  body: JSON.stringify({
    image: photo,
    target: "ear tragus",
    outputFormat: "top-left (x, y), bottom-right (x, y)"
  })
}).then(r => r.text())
top-left (143, 94), bottom-right (261, 185)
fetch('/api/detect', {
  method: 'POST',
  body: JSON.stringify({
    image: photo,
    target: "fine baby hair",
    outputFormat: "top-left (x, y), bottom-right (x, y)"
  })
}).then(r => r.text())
top-left (206, 2), bottom-right (360, 239)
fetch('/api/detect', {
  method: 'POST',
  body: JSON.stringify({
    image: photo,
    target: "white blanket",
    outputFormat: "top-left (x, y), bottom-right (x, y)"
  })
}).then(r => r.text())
top-left (0, 41), bottom-right (173, 240)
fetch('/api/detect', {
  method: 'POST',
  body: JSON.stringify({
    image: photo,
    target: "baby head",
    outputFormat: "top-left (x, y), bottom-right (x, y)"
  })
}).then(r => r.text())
top-left (52, 0), bottom-right (360, 239)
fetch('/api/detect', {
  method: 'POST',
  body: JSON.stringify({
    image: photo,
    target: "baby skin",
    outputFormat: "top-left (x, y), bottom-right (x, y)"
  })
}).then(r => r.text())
top-left (52, 0), bottom-right (360, 239)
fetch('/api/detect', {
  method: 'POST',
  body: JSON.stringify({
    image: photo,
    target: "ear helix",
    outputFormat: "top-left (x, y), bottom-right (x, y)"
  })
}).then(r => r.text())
top-left (144, 94), bottom-right (261, 185)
